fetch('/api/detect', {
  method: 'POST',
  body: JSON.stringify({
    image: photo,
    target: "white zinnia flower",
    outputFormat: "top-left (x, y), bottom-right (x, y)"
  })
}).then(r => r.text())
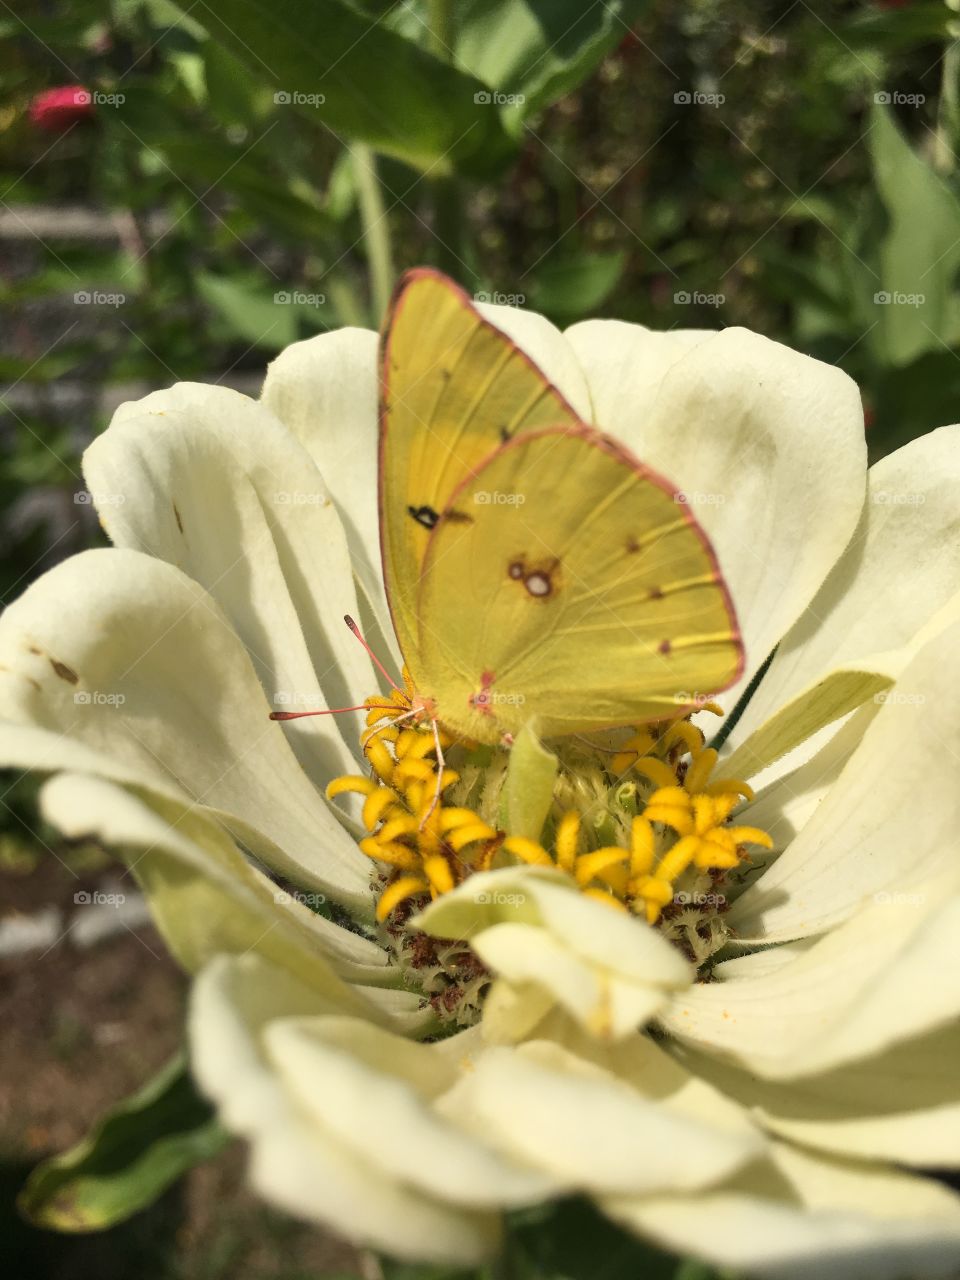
top-left (3, 302), bottom-right (960, 1278)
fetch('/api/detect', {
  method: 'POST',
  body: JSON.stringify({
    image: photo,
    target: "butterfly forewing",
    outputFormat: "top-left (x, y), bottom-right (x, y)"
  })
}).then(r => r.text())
top-left (378, 269), bottom-right (580, 677)
top-left (416, 426), bottom-right (743, 743)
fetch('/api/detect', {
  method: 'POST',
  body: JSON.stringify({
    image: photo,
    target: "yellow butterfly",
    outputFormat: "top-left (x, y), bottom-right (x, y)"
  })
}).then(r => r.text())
top-left (376, 268), bottom-right (743, 746)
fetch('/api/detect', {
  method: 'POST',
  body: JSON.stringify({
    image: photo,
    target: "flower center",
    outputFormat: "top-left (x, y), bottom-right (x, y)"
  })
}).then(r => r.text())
top-left (327, 687), bottom-right (773, 996)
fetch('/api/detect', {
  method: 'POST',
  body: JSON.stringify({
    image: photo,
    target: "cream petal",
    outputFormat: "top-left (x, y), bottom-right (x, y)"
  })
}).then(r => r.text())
top-left (571, 327), bottom-right (866, 707)
top-left (730, 619), bottom-right (960, 943)
top-left (38, 772), bottom-right (405, 1000)
top-left (436, 1039), bottom-right (762, 1196)
top-left (263, 1016), bottom-right (559, 1207)
top-left (473, 301), bottom-right (593, 419)
top-left (603, 1140), bottom-right (960, 1280)
top-left (86, 391), bottom-right (378, 778)
top-left (259, 328), bottom-right (397, 660)
top-left (415, 869), bottom-right (690, 1039)
top-left (724, 424), bottom-right (960, 777)
top-left (190, 955), bottom-right (499, 1263)
top-left (562, 319), bottom-right (715, 438)
top-left (660, 867), bottom-right (960, 1079)
top-left (0, 549), bottom-right (370, 909)
top-left (672, 1023), bottom-right (960, 1168)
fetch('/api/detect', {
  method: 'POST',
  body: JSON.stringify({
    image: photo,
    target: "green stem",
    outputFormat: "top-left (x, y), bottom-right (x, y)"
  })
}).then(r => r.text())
top-left (934, 2), bottom-right (960, 173)
top-left (427, 0), bottom-right (454, 59)
top-left (350, 141), bottom-right (395, 323)
top-left (426, 0), bottom-right (466, 278)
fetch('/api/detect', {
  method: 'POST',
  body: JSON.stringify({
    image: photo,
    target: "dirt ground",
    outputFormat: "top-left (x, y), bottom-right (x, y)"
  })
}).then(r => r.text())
top-left (0, 855), bottom-right (362, 1280)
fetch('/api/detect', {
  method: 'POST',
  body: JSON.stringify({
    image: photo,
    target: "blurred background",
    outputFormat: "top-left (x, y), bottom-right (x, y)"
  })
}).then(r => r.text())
top-left (2, 1), bottom-right (960, 1276)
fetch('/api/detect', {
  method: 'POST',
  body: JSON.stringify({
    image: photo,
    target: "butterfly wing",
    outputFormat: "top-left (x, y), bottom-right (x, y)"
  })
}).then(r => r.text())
top-left (416, 425), bottom-right (743, 743)
top-left (378, 268), bottom-right (580, 676)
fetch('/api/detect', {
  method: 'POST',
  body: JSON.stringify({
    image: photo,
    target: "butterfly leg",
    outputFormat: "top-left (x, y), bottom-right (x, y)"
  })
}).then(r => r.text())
top-left (418, 717), bottom-right (446, 830)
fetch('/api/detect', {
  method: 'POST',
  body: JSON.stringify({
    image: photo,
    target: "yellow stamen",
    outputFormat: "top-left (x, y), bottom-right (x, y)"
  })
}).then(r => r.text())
top-left (376, 875), bottom-right (428, 921)
top-left (555, 811), bottom-right (580, 872)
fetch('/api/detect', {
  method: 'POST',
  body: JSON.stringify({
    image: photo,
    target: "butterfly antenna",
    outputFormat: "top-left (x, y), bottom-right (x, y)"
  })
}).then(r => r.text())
top-left (270, 703), bottom-right (376, 722)
top-left (344, 615), bottom-right (403, 694)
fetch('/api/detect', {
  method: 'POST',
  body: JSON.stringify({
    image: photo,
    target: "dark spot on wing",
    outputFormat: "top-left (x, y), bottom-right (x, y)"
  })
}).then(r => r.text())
top-left (626, 536), bottom-right (640, 554)
top-left (499, 426), bottom-right (512, 443)
top-left (648, 586), bottom-right (664, 600)
top-left (507, 555), bottom-right (559, 599)
top-left (658, 640), bottom-right (672, 655)
top-left (50, 658), bottom-right (79, 684)
top-left (409, 504), bottom-right (440, 530)
top-left (444, 509), bottom-right (474, 525)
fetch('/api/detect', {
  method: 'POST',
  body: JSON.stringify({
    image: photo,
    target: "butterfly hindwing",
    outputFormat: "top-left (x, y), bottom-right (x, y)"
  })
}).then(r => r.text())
top-left (378, 269), bottom-right (580, 676)
top-left (416, 426), bottom-right (744, 743)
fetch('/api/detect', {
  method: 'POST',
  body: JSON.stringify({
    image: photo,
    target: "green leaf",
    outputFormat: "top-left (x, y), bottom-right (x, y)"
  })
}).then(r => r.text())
top-left (455, 1), bottom-right (649, 123)
top-left (185, 0), bottom-right (515, 177)
top-left (870, 103), bottom-right (960, 365)
top-left (18, 1051), bottom-right (229, 1232)
top-left (502, 718), bottom-right (557, 840)
top-left (529, 250), bottom-right (627, 321)
top-left (197, 272), bottom-right (301, 350)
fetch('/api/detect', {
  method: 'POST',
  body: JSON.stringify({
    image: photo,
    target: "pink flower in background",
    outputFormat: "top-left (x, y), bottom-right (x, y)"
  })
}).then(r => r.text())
top-left (28, 86), bottom-right (94, 132)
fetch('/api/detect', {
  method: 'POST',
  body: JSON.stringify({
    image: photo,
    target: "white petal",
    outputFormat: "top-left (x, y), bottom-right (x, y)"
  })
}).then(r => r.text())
top-left (190, 955), bottom-right (499, 1263)
top-left (87, 390), bottom-right (377, 776)
top-left (415, 868), bottom-right (690, 1039)
top-left (573, 327), bottom-right (866, 707)
top-left (259, 328), bottom-right (396, 659)
top-left (603, 1140), bottom-right (960, 1280)
top-left (725, 423), bottom-right (960, 776)
top-left (673, 1023), bottom-right (960, 1168)
top-left (473, 301), bottom-right (593, 419)
top-left (730, 618), bottom-right (960, 943)
top-left (562, 319), bottom-right (715, 437)
top-left (38, 772), bottom-right (401, 999)
top-left (437, 1038), bottom-right (762, 1195)
top-left (660, 867), bottom-right (960, 1079)
top-left (0, 549), bottom-right (370, 909)
top-left (264, 1016), bottom-right (559, 1206)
